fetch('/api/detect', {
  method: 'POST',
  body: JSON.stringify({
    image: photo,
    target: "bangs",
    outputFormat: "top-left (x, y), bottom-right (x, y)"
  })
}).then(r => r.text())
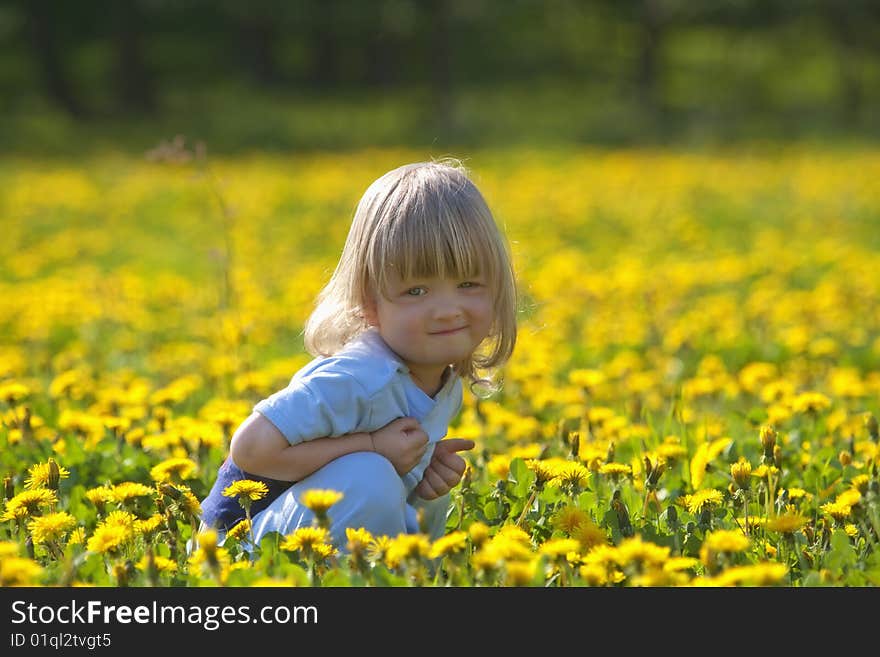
top-left (365, 175), bottom-right (502, 298)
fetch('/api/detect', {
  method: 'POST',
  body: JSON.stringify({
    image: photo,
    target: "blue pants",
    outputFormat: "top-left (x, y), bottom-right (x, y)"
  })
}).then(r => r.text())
top-left (248, 451), bottom-right (450, 550)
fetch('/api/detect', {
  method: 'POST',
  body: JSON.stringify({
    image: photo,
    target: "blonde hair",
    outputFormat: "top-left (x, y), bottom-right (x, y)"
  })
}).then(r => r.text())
top-left (304, 159), bottom-right (517, 392)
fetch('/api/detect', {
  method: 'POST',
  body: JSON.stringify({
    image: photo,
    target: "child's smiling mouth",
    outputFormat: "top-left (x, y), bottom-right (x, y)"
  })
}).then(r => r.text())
top-left (429, 326), bottom-right (467, 335)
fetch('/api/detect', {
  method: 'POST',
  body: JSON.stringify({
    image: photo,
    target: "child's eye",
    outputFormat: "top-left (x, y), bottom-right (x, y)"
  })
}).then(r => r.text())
top-left (460, 281), bottom-right (482, 289)
top-left (405, 287), bottom-right (428, 297)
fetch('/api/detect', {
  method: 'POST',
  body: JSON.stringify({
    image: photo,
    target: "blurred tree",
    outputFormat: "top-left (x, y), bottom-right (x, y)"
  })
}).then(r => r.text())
top-left (111, 0), bottom-right (156, 114)
top-left (23, 0), bottom-right (86, 117)
top-left (818, 0), bottom-right (880, 125)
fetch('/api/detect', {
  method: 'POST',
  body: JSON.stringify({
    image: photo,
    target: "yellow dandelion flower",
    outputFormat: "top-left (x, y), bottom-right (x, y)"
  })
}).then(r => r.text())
top-left (0, 541), bottom-right (20, 557)
top-left (28, 511), bottom-right (76, 544)
top-left (111, 482), bottom-right (156, 503)
top-left (178, 487), bottom-right (203, 517)
top-left (486, 454), bottom-right (512, 479)
top-left (468, 522), bottom-right (490, 547)
top-left (502, 558), bottom-right (539, 586)
top-left (495, 524), bottom-right (532, 545)
top-left (552, 505), bottom-right (590, 535)
top-left (368, 535), bottom-right (393, 562)
top-left (280, 527), bottom-right (335, 560)
top-left (751, 464), bottom-right (779, 480)
top-left (87, 525), bottom-right (131, 555)
top-left (569, 368), bottom-right (606, 388)
top-left (0, 557), bottom-right (43, 586)
top-left (689, 437), bottom-right (732, 490)
top-left (24, 460), bottom-right (71, 490)
top-left (188, 545), bottom-right (231, 583)
top-left (844, 524), bottom-right (858, 538)
top-left (656, 442), bottom-right (688, 463)
top-left (136, 554), bottom-right (178, 574)
top-left (681, 489), bottom-right (724, 515)
top-left (133, 514), bottom-right (165, 538)
top-left (299, 489), bottom-right (344, 514)
top-left (784, 487), bottom-right (811, 502)
top-left (429, 531), bottom-right (469, 559)
top-left (226, 519), bottom-right (252, 542)
top-left (68, 527), bottom-right (86, 546)
top-left (704, 529), bottom-right (750, 553)
top-left (84, 485), bottom-right (115, 507)
top-left (2, 489), bottom-right (58, 521)
top-left (385, 534), bottom-right (431, 569)
top-left (222, 479), bottom-right (269, 501)
top-left (765, 513), bottom-right (808, 534)
top-left (700, 530), bottom-right (750, 568)
top-left (578, 562), bottom-right (612, 586)
top-left (524, 459), bottom-right (558, 486)
top-left (711, 562), bottom-right (788, 586)
top-left (613, 535), bottom-right (670, 569)
top-left (598, 462), bottom-right (632, 477)
top-left (792, 392), bottom-right (831, 415)
top-left (539, 538), bottom-right (581, 559)
top-left (484, 534), bottom-right (534, 561)
top-left (851, 474), bottom-right (870, 494)
top-left (102, 510), bottom-right (137, 531)
top-left (345, 527), bottom-right (374, 554)
top-left (664, 556), bottom-right (700, 573)
top-left (0, 381), bottom-right (30, 403)
top-left (572, 519), bottom-right (607, 551)
top-left (149, 457), bottom-right (197, 483)
top-left (836, 488), bottom-right (861, 507)
top-left (551, 461), bottom-right (590, 489)
top-left (820, 500), bottom-right (851, 521)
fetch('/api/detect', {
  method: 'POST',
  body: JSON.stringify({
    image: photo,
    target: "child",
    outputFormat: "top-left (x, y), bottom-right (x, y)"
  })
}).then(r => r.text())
top-left (199, 159), bottom-right (518, 549)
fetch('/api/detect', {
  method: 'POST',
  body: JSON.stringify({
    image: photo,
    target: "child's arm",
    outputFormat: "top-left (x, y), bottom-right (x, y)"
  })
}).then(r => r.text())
top-left (230, 413), bottom-right (430, 481)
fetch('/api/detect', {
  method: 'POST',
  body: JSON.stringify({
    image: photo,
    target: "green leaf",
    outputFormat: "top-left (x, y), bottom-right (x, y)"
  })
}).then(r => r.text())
top-left (823, 529), bottom-right (857, 575)
top-left (320, 569), bottom-right (352, 587)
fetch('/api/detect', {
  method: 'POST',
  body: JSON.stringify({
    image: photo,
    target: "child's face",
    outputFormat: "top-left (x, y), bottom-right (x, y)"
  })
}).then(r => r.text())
top-left (365, 271), bottom-right (494, 388)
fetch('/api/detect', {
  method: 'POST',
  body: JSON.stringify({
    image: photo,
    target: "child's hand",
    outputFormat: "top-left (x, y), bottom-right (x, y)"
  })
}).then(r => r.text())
top-left (414, 438), bottom-right (475, 500)
top-left (370, 417), bottom-right (430, 476)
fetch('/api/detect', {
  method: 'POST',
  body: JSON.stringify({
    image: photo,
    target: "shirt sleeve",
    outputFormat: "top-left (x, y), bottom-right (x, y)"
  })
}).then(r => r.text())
top-left (253, 370), bottom-right (372, 445)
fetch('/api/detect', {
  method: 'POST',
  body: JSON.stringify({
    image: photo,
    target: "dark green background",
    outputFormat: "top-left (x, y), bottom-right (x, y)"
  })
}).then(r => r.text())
top-left (1, 0), bottom-right (879, 155)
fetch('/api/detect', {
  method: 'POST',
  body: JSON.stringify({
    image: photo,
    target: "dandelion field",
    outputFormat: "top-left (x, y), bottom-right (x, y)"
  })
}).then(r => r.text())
top-left (2, 144), bottom-right (880, 587)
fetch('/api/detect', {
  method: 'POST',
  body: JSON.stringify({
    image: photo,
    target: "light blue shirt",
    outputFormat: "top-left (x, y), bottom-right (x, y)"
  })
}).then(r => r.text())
top-left (253, 328), bottom-right (464, 494)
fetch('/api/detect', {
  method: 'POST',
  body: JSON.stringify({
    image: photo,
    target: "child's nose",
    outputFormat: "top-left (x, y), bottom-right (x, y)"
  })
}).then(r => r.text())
top-left (432, 293), bottom-right (463, 319)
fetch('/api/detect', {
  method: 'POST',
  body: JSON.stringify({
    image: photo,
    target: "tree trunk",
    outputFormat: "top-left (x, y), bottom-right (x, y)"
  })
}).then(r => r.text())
top-left (24, 0), bottom-right (87, 118)
top-left (112, 0), bottom-right (157, 114)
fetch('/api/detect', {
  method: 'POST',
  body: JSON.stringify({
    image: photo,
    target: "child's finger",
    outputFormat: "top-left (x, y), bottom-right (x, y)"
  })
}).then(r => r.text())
top-left (437, 438), bottom-right (475, 453)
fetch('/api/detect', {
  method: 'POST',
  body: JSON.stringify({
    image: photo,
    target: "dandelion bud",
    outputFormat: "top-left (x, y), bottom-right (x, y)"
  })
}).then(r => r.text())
top-left (773, 444), bottom-right (783, 469)
top-left (606, 441), bottom-right (616, 463)
top-left (569, 432), bottom-right (580, 460)
top-left (47, 458), bottom-right (61, 491)
top-left (760, 425), bottom-right (777, 463)
top-left (666, 505), bottom-right (678, 529)
top-left (3, 476), bottom-right (13, 501)
top-left (159, 483), bottom-right (181, 500)
top-left (839, 451), bottom-right (852, 467)
top-left (644, 456), bottom-right (665, 490)
top-left (803, 523), bottom-right (814, 543)
top-left (698, 508), bottom-right (712, 531)
top-left (730, 457), bottom-right (752, 491)
top-left (865, 413), bottom-right (879, 442)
